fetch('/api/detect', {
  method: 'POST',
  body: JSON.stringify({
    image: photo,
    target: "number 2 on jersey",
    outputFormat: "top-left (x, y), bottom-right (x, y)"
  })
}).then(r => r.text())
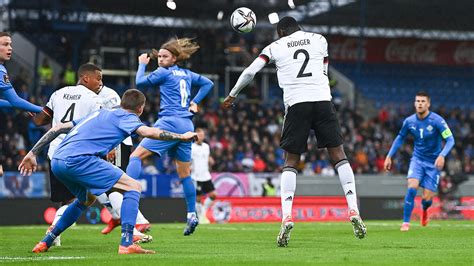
top-left (61, 103), bottom-right (76, 123)
top-left (293, 49), bottom-right (313, 78)
top-left (180, 79), bottom-right (188, 107)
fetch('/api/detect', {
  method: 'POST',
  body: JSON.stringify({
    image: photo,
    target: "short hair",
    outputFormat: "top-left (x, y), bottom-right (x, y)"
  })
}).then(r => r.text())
top-left (78, 63), bottom-right (101, 76)
top-left (416, 91), bottom-right (431, 100)
top-left (0, 32), bottom-right (11, 38)
top-left (277, 16), bottom-right (300, 34)
top-left (121, 89), bottom-right (146, 110)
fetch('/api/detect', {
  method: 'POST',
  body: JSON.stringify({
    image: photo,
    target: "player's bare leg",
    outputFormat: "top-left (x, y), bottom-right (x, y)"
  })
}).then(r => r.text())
top-left (328, 146), bottom-right (366, 239)
top-left (277, 152), bottom-right (298, 247)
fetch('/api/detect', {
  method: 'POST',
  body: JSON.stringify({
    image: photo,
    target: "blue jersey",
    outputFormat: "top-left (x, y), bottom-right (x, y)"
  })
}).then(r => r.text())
top-left (138, 64), bottom-right (213, 118)
top-left (0, 64), bottom-right (12, 92)
top-left (397, 112), bottom-right (453, 162)
top-left (53, 109), bottom-right (143, 159)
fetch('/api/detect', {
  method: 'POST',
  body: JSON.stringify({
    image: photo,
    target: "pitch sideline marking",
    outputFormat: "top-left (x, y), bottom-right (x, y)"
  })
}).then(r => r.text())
top-left (0, 256), bottom-right (86, 261)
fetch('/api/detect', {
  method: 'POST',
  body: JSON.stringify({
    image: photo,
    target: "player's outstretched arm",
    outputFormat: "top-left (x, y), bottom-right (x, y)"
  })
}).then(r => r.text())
top-left (136, 126), bottom-right (198, 142)
top-left (18, 122), bottom-right (74, 176)
top-left (3, 88), bottom-right (42, 113)
top-left (222, 57), bottom-right (266, 109)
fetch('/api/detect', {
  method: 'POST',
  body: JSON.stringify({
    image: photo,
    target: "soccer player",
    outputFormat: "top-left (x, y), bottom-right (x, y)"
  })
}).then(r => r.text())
top-left (33, 64), bottom-right (151, 245)
top-left (191, 128), bottom-right (216, 224)
top-left (125, 38), bottom-right (213, 235)
top-left (95, 85), bottom-right (152, 238)
top-left (0, 32), bottom-right (42, 112)
top-left (222, 17), bottom-right (366, 247)
top-left (384, 91), bottom-right (455, 231)
top-left (20, 89), bottom-right (197, 254)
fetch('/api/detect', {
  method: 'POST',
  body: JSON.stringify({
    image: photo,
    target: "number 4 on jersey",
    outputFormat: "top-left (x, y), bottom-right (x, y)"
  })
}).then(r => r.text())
top-left (61, 103), bottom-right (76, 123)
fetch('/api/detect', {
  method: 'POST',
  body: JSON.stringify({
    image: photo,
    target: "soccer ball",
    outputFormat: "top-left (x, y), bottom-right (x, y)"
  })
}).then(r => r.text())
top-left (230, 7), bottom-right (256, 33)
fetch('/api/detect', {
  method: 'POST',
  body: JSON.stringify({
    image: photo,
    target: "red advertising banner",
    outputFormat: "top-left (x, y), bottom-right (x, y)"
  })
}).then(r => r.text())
top-left (205, 196), bottom-right (349, 223)
top-left (330, 36), bottom-right (474, 66)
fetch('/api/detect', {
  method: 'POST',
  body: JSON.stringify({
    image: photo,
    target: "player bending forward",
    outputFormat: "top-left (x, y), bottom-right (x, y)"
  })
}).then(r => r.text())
top-left (20, 89), bottom-right (197, 254)
top-left (223, 16), bottom-right (366, 247)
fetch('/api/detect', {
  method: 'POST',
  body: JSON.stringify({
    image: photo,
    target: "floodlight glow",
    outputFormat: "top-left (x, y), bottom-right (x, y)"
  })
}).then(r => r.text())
top-left (217, 11), bottom-right (224, 20)
top-left (288, 0), bottom-right (296, 9)
top-left (268, 12), bottom-right (279, 24)
top-left (167, 0), bottom-right (176, 10)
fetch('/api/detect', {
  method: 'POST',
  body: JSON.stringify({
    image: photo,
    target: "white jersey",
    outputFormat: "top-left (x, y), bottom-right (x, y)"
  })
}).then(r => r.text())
top-left (45, 85), bottom-right (101, 159)
top-left (98, 86), bottom-right (132, 146)
top-left (191, 142), bottom-right (212, 182)
top-left (260, 30), bottom-right (331, 107)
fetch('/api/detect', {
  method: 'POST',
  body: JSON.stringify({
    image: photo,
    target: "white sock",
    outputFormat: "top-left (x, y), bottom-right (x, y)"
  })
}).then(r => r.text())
top-left (96, 193), bottom-right (116, 219)
top-left (280, 167), bottom-right (297, 221)
top-left (196, 202), bottom-right (203, 217)
top-left (202, 197), bottom-right (214, 213)
top-left (187, 212), bottom-right (196, 219)
top-left (52, 204), bottom-right (69, 226)
top-left (108, 191), bottom-right (123, 220)
top-left (136, 209), bottom-right (149, 224)
top-left (336, 160), bottom-right (359, 214)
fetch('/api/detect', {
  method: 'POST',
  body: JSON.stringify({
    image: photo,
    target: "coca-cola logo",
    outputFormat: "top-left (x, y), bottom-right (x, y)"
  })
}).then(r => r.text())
top-left (454, 42), bottom-right (474, 64)
top-left (330, 39), bottom-right (366, 61)
top-left (385, 40), bottom-right (438, 63)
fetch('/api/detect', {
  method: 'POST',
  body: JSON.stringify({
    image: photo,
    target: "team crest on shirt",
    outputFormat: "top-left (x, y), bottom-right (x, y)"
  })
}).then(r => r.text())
top-left (427, 125), bottom-right (433, 131)
top-left (3, 74), bottom-right (9, 83)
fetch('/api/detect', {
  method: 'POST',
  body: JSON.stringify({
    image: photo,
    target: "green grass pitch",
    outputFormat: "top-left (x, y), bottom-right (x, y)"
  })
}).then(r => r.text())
top-left (0, 221), bottom-right (472, 265)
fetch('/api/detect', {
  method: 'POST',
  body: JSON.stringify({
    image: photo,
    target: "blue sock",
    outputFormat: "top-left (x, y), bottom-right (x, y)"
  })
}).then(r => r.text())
top-left (126, 157), bottom-right (142, 179)
top-left (181, 176), bottom-right (196, 213)
top-left (422, 199), bottom-right (432, 211)
top-left (120, 190), bottom-right (140, 247)
top-left (43, 200), bottom-right (87, 247)
top-left (403, 188), bottom-right (417, 223)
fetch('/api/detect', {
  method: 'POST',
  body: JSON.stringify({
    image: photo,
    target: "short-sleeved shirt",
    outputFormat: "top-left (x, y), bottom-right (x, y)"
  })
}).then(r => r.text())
top-left (398, 112), bottom-right (453, 163)
top-left (53, 108), bottom-right (143, 160)
top-left (259, 30), bottom-right (331, 107)
top-left (191, 142), bottom-right (212, 182)
top-left (45, 85), bottom-right (101, 159)
top-left (43, 85), bottom-right (100, 159)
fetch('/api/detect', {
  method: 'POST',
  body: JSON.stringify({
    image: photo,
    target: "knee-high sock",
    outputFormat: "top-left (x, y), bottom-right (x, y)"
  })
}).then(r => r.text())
top-left (120, 190), bottom-right (140, 247)
top-left (43, 199), bottom-right (87, 247)
top-left (403, 188), bottom-right (418, 223)
top-left (335, 160), bottom-right (359, 214)
top-left (96, 193), bottom-right (119, 220)
top-left (126, 157), bottom-right (142, 179)
top-left (181, 176), bottom-right (196, 215)
top-left (52, 204), bottom-right (69, 226)
top-left (281, 167), bottom-right (297, 221)
top-left (202, 197), bottom-right (214, 213)
top-left (422, 199), bottom-right (432, 211)
top-left (108, 191), bottom-right (123, 220)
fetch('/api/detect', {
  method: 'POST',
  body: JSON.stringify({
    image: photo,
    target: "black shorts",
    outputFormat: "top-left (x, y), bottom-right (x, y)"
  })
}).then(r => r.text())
top-left (196, 180), bottom-right (215, 196)
top-left (115, 143), bottom-right (132, 172)
top-left (48, 159), bottom-right (75, 203)
top-left (280, 101), bottom-right (343, 154)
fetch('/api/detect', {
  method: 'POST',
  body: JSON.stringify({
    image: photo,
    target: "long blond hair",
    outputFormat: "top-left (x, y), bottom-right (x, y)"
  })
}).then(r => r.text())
top-left (150, 38), bottom-right (199, 63)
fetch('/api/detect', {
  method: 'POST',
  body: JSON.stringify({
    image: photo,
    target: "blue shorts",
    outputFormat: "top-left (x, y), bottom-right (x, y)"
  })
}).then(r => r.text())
top-left (51, 156), bottom-right (123, 202)
top-left (140, 116), bottom-right (194, 162)
top-left (407, 157), bottom-right (440, 192)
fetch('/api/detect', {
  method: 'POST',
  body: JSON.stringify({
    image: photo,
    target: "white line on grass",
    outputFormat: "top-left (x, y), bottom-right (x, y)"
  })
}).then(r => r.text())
top-left (0, 256), bottom-right (86, 261)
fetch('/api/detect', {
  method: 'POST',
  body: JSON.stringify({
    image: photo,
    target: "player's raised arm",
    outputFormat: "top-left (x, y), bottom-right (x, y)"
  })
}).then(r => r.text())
top-left (222, 56), bottom-right (267, 109)
top-left (135, 126), bottom-right (197, 142)
top-left (19, 122), bottom-right (74, 176)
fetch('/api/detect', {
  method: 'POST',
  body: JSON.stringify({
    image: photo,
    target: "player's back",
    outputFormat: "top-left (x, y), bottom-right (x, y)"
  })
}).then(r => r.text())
top-left (46, 85), bottom-right (100, 159)
top-left (263, 31), bottom-right (331, 106)
top-left (53, 108), bottom-right (142, 160)
top-left (148, 65), bottom-right (195, 118)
